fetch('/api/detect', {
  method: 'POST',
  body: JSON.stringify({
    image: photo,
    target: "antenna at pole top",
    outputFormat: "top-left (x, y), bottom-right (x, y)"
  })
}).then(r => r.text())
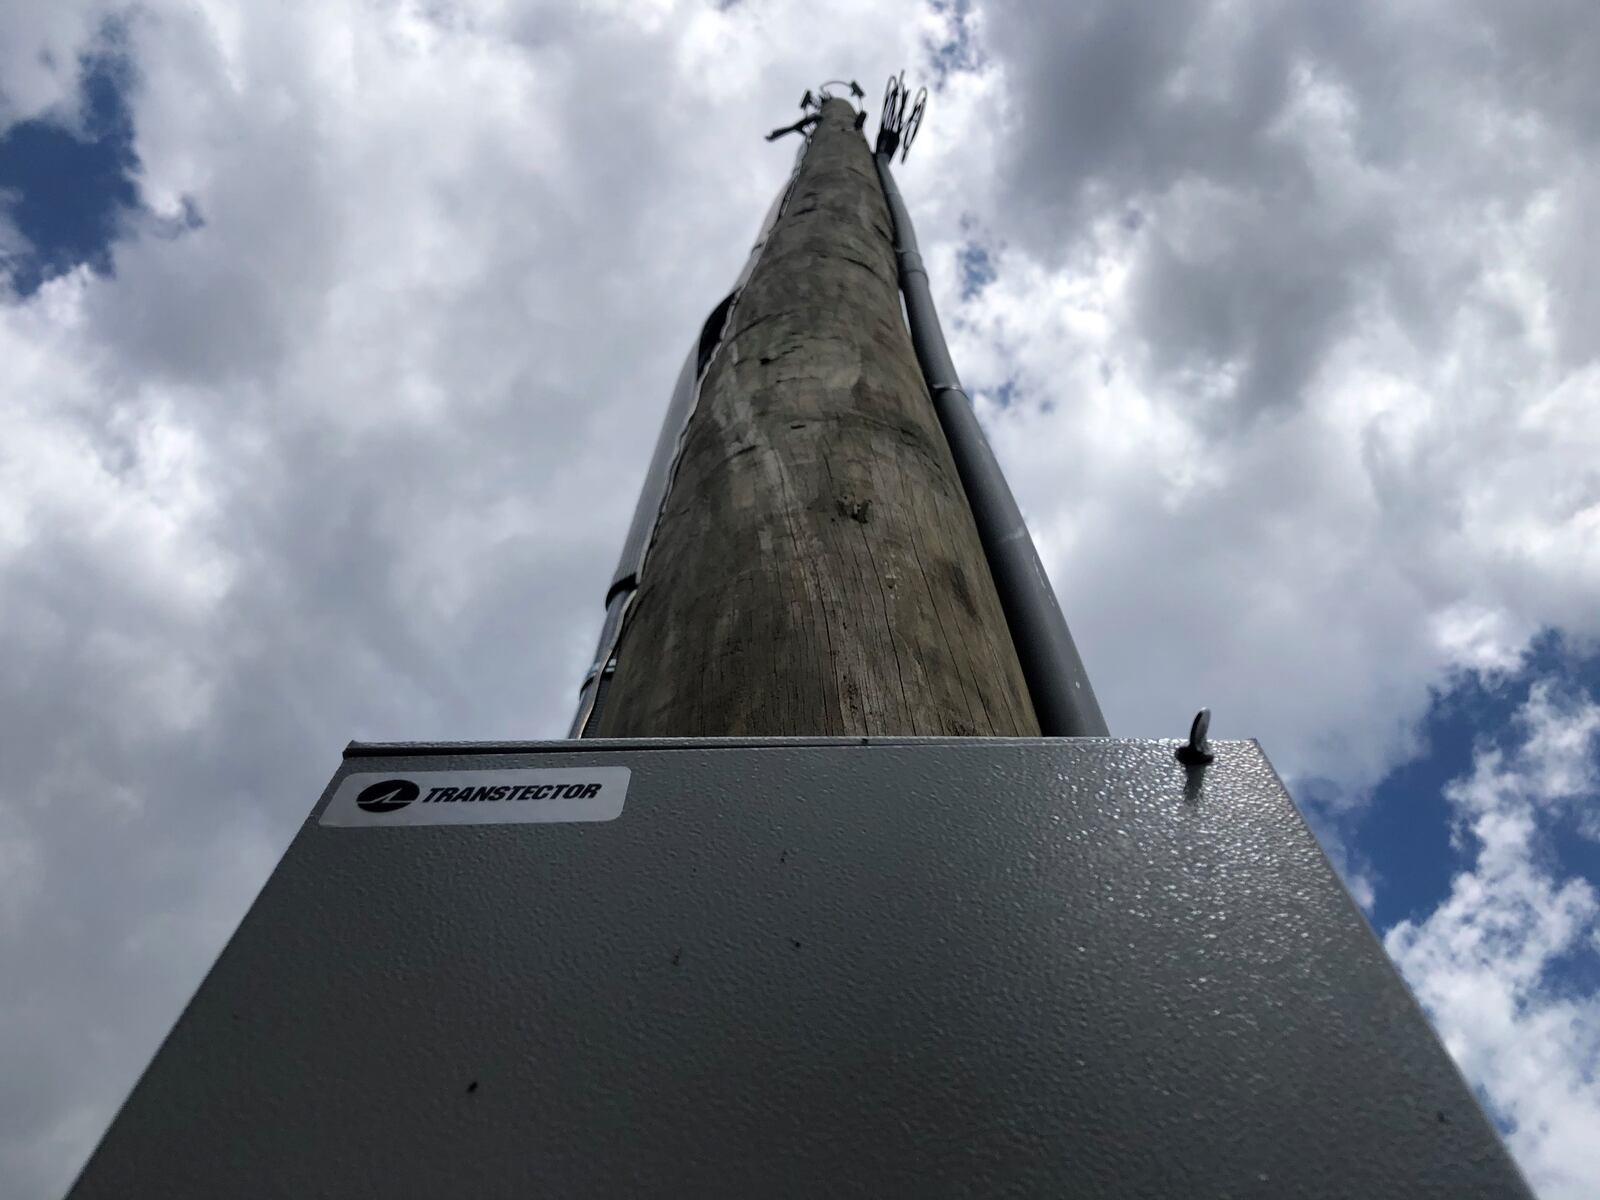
top-left (876, 72), bottom-right (927, 163)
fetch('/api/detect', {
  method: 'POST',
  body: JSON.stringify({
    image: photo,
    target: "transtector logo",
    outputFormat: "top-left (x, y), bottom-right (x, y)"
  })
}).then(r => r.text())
top-left (355, 779), bottom-right (420, 813)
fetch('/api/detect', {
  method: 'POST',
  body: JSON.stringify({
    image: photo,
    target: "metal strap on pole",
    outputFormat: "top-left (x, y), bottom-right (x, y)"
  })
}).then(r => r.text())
top-left (570, 137), bottom-right (812, 738)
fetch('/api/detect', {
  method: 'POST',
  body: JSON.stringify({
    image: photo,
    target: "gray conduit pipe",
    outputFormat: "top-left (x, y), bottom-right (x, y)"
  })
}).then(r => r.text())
top-left (873, 152), bottom-right (1109, 737)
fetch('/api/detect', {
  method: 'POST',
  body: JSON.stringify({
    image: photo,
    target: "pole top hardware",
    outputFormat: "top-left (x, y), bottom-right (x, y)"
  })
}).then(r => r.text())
top-left (770, 80), bottom-right (865, 143)
top-left (799, 81), bottom-right (865, 114)
top-left (876, 71), bottom-right (927, 163)
top-left (812, 80), bottom-right (865, 105)
top-left (765, 113), bottom-right (820, 143)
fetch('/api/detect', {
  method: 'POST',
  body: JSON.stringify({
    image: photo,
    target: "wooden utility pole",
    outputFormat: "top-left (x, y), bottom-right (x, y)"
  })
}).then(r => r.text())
top-left (596, 98), bottom-right (1038, 738)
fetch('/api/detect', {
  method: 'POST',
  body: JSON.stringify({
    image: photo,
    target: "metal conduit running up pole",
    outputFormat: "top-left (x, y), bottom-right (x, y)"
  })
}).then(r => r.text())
top-left (873, 75), bottom-right (1109, 738)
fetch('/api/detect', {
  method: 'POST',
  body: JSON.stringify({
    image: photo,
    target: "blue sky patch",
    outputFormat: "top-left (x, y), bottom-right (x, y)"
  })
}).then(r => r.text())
top-left (1359, 629), bottom-right (1600, 931)
top-left (957, 241), bottom-right (996, 300)
top-left (926, 0), bottom-right (982, 87)
top-left (0, 33), bottom-right (140, 297)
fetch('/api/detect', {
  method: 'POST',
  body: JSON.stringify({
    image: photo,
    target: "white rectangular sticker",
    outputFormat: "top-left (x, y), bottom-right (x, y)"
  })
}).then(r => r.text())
top-left (320, 767), bottom-right (629, 828)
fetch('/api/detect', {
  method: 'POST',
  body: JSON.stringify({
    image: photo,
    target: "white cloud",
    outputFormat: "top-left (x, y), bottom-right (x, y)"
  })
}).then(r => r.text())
top-left (927, 0), bottom-right (1600, 803)
top-left (1, 0), bottom-right (1599, 1196)
top-left (1386, 682), bottom-right (1600, 1200)
top-left (0, 2), bottom-right (117, 130)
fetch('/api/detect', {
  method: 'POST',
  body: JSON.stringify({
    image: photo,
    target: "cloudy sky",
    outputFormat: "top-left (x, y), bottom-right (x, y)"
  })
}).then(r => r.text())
top-left (2, 0), bottom-right (1598, 1195)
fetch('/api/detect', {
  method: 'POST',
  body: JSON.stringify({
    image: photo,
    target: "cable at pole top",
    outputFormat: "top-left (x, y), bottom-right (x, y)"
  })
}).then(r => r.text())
top-left (876, 72), bottom-right (927, 163)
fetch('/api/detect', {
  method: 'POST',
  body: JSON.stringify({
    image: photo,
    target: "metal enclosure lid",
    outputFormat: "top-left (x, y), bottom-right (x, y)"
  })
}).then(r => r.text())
top-left (69, 737), bottom-right (1532, 1199)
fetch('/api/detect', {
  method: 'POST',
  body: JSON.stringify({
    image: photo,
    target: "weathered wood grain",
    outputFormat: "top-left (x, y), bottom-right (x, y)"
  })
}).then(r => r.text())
top-left (597, 99), bottom-right (1038, 737)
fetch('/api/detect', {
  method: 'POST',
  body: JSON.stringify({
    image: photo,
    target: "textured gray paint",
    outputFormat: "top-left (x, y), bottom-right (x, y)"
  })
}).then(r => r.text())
top-left (70, 739), bottom-right (1530, 1198)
